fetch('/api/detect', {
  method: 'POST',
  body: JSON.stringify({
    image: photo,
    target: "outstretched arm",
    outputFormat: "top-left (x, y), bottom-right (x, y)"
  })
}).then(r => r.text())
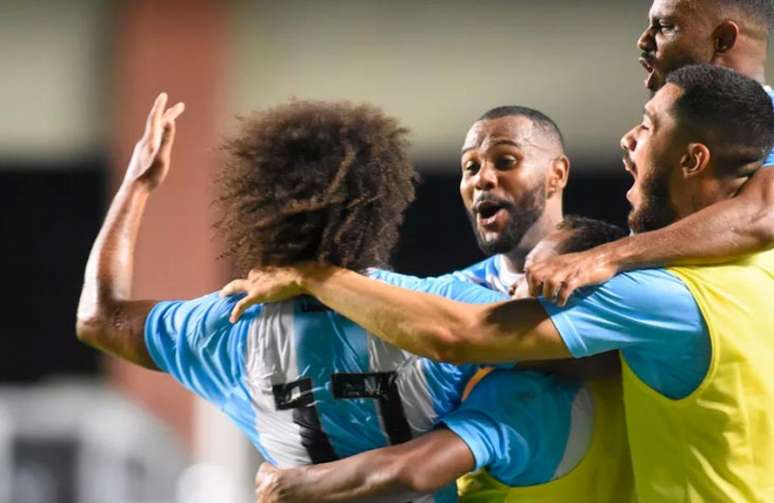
top-left (76, 93), bottom-right (185, 368)
top-left (254, 429), bottom-right (473, 503)
top-left (527, 168), bottom-right (774, 305)
top-left (222, 265), bottom-right (570, 364)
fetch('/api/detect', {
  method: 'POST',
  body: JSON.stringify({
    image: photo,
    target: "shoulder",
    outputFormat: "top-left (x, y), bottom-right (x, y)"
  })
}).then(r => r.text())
top-left (575, 268), bottom-right (697, 312)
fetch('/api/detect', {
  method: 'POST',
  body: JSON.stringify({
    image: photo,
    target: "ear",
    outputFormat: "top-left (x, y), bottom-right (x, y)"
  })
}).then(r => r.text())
top-left (546, 155), bottom-right (570, 198)
top-left (712, 20), bottom-right (739, 55)
top-left (680, 143), bottom-right (711, 178)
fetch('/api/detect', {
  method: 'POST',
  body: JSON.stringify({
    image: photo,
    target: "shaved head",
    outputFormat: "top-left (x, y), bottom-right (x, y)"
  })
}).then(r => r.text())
top-left (478, 106), bottom-right (566, 155)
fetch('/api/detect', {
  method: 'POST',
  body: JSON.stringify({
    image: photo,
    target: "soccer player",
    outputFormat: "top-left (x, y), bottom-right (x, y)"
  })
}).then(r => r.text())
top-left (444, 106), bottom-right (570, 295)
top-left (225, 65), bottom-right (774, 501)
top-left (526, 0), bottom-right (774, 304)
top-left (76, 96), bottom-right (505, 503)
top-left (252, 218), bottom-right (630, 503)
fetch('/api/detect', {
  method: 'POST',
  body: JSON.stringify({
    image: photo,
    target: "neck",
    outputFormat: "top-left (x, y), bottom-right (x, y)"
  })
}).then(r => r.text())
top-left (501, 205), bottom-right (563, 273)
top-left (714, 41), bottom-right (768, 85)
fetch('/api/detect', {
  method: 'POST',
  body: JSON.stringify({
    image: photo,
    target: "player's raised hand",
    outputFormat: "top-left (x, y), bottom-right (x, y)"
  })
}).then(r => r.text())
top-left (124, 92), bottom-right (185, 191)
top-left (525, 248), bottom-right (619, 306)
top-left (221, 266), bottom-right (305, 323)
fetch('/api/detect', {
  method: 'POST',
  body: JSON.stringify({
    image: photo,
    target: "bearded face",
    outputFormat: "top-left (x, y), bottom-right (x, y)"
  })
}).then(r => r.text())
top-left (627, 160), bottom-right (677, 233)
top-left (467, 177), bottom-right (546, 255)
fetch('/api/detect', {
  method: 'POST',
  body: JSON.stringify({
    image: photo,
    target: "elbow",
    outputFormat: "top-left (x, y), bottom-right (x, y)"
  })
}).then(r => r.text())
top-left (75, 314), bottom-right (104, 348)
top-left (75, 301), bottom-right (116, 349)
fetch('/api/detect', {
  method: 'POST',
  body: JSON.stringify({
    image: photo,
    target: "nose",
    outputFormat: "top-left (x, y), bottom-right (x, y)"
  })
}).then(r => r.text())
top-left (620, 129), bottom-right (637, 158)
top-left (637, 26), bottom-right (655, 53)
top-left (474, 162), bottom-right (497, 191)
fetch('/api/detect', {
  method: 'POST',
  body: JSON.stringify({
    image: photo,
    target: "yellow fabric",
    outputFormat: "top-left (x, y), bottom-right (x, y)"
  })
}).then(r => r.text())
top-left (623, 251), bottom-right (774, 502)
top-left (457, 378), bottom-right (633, 502)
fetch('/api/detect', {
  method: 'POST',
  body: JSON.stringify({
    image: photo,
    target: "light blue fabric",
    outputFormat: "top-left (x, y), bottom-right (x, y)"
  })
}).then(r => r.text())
top-left (766, 88), bottom-right (774, 166)
top-left (442, 370), bottom-right (580, 487)
top-left (540, 268), bottom-right (710, 399)
top-left (447, 256), bottom-right (510, 294)
top-left (145, 270), bottom-right (510, 502)
top-left (144, 293), bottom-right (270, 460)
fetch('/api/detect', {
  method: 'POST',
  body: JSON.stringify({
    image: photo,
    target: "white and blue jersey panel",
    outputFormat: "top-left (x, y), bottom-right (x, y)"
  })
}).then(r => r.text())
top-left (145, 271), bottom-right (509, 503)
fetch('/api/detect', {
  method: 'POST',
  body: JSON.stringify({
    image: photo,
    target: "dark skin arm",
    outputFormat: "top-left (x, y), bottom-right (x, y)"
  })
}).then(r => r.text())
top-left (75, 93), bottom-right (185, 368)
top-left (222, 265), bottom-right (571, 365)
top-left (526, 168), bottom-right (774, 305)
top-left (254, 429), bottom-right (474, 503)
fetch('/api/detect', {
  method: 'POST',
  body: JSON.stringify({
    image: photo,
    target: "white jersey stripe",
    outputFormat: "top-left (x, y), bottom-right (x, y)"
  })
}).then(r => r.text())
top-left (245, 302), bottom-right (312, 467)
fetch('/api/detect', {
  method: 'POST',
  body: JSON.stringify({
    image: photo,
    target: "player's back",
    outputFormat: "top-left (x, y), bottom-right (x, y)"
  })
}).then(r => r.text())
top-left (244, 295), bottom-right (474, 467)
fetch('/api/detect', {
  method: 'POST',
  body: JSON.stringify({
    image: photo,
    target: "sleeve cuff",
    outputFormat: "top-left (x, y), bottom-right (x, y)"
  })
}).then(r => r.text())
top-left (143, 301), bottom-right (172, 373)
top-left (440, 410), bottom-right (495, 471)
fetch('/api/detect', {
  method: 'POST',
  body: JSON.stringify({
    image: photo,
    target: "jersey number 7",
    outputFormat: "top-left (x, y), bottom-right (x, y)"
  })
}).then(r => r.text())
top-left (272, 371), bottom-right (412, 463)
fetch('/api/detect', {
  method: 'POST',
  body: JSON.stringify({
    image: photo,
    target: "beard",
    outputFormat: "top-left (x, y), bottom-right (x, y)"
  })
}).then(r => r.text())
top-left (467, 181), bottom-right (546, 256)
top-left (628, 163), bottom-right (677, 233)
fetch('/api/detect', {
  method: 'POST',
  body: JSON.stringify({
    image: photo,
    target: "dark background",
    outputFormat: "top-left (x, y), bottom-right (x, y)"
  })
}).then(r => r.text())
top-left (1, 164), bottom-right (630, 383)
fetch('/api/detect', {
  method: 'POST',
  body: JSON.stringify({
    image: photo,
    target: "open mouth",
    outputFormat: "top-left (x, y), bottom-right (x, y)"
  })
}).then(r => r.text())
top-left (475, 200), bottom-right (508, 228)
top-left (639, 55), bottom-right (658, 89)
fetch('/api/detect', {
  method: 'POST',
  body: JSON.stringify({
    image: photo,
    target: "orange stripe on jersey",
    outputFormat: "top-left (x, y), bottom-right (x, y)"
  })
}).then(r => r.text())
top-left (462, 367), bottom-right (495, 401)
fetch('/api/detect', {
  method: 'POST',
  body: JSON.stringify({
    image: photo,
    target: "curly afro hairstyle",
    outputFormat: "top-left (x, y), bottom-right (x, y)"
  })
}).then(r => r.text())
top-left (215, 100), bottom-right (416, 274)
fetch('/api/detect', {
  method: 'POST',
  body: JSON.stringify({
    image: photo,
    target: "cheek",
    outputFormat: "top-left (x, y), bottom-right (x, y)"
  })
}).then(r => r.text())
top-left (459, 179), bottom-right (474, 207)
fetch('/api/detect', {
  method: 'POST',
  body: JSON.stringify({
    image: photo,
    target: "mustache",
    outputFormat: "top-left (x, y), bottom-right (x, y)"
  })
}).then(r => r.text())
top-left (622, 151), bottom-right (635, 168)
top-left (472, 193), bottom-right (514, 212)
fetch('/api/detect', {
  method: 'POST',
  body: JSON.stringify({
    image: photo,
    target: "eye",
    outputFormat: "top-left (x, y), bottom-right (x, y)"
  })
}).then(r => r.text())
top-left (495, 156), bottom-right (517, 170)
top-left (463, 160), bottom-right (479, 174)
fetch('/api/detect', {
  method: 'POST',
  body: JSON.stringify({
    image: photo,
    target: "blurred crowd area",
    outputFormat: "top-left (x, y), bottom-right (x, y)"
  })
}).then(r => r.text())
top-left (2, 1), bottom-right (772, 502)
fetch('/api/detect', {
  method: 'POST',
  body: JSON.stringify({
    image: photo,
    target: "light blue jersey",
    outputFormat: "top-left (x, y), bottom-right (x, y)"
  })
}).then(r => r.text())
top-left (766, 87), bottom-right (774, 166)
top-left (146, 270), bottom-right (506, 503)
top-left (442, 369), bottom-right (591, 486)
top-left (449, 255), bottom-right (519, 295)
top-left (541, 268), bottom-right (710, 399)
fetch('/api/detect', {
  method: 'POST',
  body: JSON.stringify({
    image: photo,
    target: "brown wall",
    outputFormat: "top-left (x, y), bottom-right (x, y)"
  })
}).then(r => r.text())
top-left (108, 0), bottom-right (230, 448)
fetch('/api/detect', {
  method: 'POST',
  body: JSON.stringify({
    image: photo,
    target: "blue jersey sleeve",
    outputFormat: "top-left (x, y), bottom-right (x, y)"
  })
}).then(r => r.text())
top-left (144, 292), bottom-right (259, 407)
top-left (368, 269), bottom-right (508, 304)
top-left (540, 269), bottom-right (709, 398)
top-left (440, 370), bottom-right (577, 486)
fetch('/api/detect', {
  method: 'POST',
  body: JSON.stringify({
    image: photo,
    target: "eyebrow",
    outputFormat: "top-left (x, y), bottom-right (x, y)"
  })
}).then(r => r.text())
top-left (461, 139), bottom-right (523, 155)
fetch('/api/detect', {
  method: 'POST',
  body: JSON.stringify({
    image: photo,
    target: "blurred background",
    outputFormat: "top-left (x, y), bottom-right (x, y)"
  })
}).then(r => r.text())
top-left (2, 1), bottom-right (772, 502)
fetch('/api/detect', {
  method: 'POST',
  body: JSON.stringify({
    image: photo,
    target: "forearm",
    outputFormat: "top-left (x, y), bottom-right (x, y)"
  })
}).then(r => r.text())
top-left (297, 266), bottom-right (564, 364)
top-left (264, 430), bottom-right (472, 503)
top-left (608, 169), bottom-right (774, 270)
top-left (276, 458), bottom-right (419, 503)
top-left (298, 266), bottom-right (484, 362)
top-left (76, 181), bottom-right (156, 367)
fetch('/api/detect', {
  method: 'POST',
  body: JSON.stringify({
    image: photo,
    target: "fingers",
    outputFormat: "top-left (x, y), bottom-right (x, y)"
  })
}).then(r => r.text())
top-left (220, 279), bottom-right (249, 298)
top-left (526, 267), bottom-right (544, 298)
top-left (556, 280), bottom-right (578, 307)
top-left (230, 296), bottom-right (253, 324)
top-left (163, 102), bottom-right (186, 123)
top-left (145, 92), bottom-right (168, 140)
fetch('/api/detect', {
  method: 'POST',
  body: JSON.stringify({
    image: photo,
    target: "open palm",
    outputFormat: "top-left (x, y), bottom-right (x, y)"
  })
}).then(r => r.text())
top-left (124, 92), bottom-right (185, 190)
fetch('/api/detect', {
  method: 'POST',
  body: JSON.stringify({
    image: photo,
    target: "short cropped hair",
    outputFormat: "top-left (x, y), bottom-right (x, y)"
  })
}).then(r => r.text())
top-left (666, 64), bottom-right (774, 176)
top-left (714, 0), bottom-right (774, 30)
top-left (557, 216), bottom-right (628, 254)
top-left (478, 106), bottom-right (566, 151)
top-left (216, 100), bottom-right (415, 273)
